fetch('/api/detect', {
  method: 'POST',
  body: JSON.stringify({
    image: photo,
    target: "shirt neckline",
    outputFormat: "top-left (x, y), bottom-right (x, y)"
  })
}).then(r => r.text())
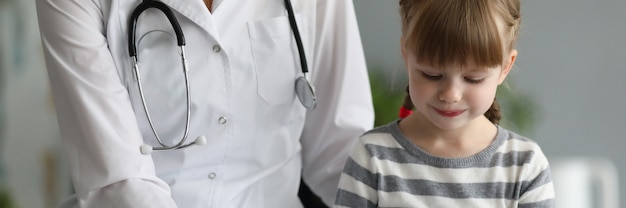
top-left (387, 120), bottom-right (507, 167)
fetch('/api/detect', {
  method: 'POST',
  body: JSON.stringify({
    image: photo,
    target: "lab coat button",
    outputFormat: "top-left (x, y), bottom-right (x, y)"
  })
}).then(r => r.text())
top-left (208, 172), bottom-right (217, 179)
top-left (212, 45), bottom-right (221, 53)
top-left (218, 116), bottom-right (228, 124)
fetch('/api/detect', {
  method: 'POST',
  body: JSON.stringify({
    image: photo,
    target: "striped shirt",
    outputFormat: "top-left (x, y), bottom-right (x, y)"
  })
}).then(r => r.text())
top-left (334, 121), bottom-right (555, 208)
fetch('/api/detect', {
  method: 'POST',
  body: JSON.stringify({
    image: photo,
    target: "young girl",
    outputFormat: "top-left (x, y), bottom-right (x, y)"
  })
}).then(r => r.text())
top-left (334, 0), bottom-right (555, 207)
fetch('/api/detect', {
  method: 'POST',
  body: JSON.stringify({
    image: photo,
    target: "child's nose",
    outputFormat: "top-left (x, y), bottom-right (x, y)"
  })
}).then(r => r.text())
top-left (438, 81), bottom-right (461, 103)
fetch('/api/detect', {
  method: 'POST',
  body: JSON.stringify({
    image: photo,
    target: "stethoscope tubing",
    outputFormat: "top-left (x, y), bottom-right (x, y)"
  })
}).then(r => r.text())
top-left (284, 0), bottom-right (308, 74)
top-left (128, 0), bottom-right (185, 58)
top-left (131, 47), bottom-right (192, 151)
top-left (129, 0), bottom-right (193, 151)
top-left (128, 0), bottom-right (313, 153)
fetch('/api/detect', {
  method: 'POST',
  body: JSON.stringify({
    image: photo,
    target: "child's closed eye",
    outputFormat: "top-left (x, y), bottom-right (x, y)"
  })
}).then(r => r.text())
top-left (464, 77), bottom-right (484, 84)
top-left (421, 72), bottom-right (443, 81)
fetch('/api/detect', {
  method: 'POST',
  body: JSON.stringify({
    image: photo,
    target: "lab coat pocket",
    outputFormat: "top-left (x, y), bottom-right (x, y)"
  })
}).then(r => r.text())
top-left (247, 15), bottom-right (302, 105)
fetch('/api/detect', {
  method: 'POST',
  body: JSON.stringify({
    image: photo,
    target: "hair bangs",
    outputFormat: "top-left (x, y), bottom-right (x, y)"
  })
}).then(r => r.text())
top-left (403, 0), bottom-right (505, 70)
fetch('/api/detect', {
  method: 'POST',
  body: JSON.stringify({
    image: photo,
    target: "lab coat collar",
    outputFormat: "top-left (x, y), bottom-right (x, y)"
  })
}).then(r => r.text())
top-left (157, 0), bottom-right (221, 41)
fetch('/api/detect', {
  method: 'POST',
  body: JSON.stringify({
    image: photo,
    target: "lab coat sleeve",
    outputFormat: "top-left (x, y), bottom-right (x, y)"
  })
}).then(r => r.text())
top-left (35, 0), bottom-right (177, 207)
top-left (300, 0), bottom-right (375, 206)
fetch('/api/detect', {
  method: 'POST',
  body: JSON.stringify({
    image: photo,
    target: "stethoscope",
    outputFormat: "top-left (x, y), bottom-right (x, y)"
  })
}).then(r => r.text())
top-left (128, 0), bottom-right (316, 155)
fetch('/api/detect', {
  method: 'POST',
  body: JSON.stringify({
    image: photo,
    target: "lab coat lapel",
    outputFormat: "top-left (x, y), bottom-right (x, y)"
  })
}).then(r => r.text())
top-left (158, 0), bottom-right (221, 41)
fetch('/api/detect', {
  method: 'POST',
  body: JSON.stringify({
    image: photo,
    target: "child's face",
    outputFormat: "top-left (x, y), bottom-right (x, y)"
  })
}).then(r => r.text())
top-left (403, 51), bottom-right (516, 130)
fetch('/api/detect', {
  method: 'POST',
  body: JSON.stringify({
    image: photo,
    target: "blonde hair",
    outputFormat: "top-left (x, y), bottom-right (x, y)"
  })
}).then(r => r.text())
top-left (399, 0), bottom-right (521, 124)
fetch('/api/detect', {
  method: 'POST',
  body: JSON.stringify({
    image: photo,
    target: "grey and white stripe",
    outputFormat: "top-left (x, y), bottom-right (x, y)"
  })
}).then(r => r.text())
top-left (335, 121), bottom-right (555, 208)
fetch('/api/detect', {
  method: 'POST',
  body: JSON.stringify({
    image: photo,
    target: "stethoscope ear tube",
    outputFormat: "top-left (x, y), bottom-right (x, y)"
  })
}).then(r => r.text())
top-left (129, 0), bottom-right (194, 155)
top-left (128, 0), bottom-right (186, 59)
top-left (133, 45), bottom-right (192, 154)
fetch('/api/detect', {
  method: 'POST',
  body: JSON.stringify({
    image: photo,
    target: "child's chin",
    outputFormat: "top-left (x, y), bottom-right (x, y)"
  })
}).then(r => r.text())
top-left (428, 117), bottom-right (468, 130)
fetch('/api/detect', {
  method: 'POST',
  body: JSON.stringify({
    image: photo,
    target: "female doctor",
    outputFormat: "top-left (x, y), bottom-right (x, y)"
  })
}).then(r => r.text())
top-left (35, 0), bottom-right (374, 207)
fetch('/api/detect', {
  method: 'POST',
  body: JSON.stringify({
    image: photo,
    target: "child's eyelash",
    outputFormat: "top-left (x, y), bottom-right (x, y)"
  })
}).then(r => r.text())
top-left (421, 72), bottom-right (485, 84)
top-left (464, 78), bottom-right (484, 84)
top-left (421, 72), bottom-right (442, 80)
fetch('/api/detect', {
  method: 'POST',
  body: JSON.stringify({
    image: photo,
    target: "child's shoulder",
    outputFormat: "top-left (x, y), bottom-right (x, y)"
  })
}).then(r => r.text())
top-left (497, 126), bottom-right (537, 142)
top-left (358, 120), bottom-right (401, 146)
top-left (496, 126), bottom-right (546, 153)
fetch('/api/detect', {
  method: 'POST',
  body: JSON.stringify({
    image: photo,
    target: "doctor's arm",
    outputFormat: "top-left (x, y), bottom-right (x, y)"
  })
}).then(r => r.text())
top-left (35, 0), bottom-right (177, 207)
top-left (300, 0), bottom-right (374, 206)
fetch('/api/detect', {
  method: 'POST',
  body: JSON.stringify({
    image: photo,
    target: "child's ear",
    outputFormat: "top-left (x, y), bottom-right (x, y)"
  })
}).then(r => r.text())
top-left (498, 49), bottom-right (518, 84)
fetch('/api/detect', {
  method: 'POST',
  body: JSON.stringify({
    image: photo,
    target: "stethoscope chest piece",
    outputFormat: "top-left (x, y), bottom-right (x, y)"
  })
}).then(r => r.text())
top-left (295, 76), bottom-right (316, 110)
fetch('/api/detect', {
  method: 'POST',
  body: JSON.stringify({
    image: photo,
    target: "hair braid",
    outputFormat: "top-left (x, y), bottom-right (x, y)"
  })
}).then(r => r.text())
top-left (484, 100), bottom-right (501, 124)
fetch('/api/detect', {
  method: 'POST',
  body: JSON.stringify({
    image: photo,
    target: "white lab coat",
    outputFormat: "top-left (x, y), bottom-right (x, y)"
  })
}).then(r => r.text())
top-left (36, 0), bottom-right (374, 207)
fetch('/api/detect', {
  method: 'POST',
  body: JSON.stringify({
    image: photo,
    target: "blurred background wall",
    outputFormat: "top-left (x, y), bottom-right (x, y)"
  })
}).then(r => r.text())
top-left (0, 0), bottom-right (623, 207)
top-left (1, 0), bottom-right (69, 207)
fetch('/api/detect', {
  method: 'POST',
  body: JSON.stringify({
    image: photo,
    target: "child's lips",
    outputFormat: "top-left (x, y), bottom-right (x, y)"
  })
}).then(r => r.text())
top-left (433, 108), bottom-right (465, 117)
